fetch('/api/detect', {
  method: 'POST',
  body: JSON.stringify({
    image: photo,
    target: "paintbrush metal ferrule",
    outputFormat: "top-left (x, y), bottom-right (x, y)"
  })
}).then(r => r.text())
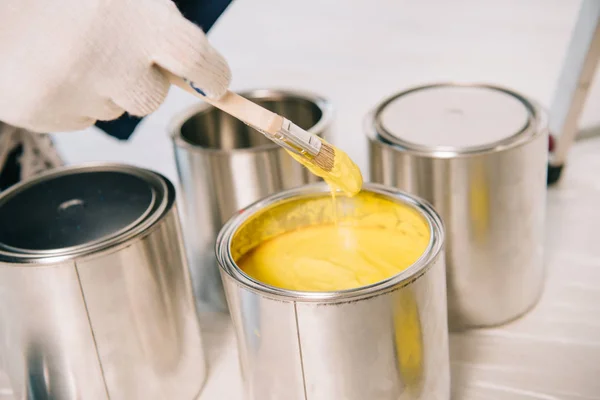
top-left (245, 119), bottom-right (322, 158)
top-left (275, 119), bottom-right (322, 157)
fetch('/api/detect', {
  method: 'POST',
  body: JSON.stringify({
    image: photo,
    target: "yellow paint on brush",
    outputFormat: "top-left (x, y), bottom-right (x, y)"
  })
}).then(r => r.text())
top-left (286, 138), bottom-right (363, 197)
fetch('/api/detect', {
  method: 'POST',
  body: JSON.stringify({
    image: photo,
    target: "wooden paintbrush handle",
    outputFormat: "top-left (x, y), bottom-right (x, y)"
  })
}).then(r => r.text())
top-left (164, 71), bottom-right (283, 135)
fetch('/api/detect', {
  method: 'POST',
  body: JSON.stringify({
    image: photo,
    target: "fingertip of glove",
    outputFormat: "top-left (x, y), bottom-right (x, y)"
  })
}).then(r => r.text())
top-left (113, 68), bottom-right (170, 117)
top-left (91, 100), bottom-right (125, 122)
top-left (156, 17), bottom-right (232, 98)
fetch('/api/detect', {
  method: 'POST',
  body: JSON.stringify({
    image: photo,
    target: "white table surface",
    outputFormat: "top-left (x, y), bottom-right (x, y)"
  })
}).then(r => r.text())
top-left (16, 0), bottom-right (600, 398)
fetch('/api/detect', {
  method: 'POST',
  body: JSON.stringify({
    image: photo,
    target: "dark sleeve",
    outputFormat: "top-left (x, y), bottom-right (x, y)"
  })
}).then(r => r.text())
top-left (95, 0), bottom-right (234, 140)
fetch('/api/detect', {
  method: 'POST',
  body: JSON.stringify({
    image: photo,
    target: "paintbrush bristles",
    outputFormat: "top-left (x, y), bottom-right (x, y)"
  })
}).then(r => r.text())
top-left (312, 142), bottom-right (335, 172)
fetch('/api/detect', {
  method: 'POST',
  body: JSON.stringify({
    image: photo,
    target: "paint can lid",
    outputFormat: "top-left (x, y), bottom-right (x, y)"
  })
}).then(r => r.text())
top-left (0, 164), bottom-right (172, 262)
top-left (373, 84), bottom-right (537, 153)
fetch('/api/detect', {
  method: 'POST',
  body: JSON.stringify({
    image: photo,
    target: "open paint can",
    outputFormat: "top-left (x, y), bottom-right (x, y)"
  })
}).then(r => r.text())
top-left (216, 182), bottom-right (450, 400)
top-left (171, 89), bottom-right (332, 312)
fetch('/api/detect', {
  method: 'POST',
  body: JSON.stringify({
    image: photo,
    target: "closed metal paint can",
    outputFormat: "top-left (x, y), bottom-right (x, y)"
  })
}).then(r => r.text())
top-left (216, 183), bottom-right (450, 400)
top-left (171, 89), bottom-right (332, 312)
top-left (0, 164), bottom-right (206, 399)
top-left (367, 83), bottom-right (548, 330)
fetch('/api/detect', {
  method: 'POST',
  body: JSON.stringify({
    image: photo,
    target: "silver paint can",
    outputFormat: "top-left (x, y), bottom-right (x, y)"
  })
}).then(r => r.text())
top-left (367, 83), bottom-right (548, 330)
top-left (171, 89), bottom-right (332, 312)
top-left (216, 183), bottom-right (450, 400)
top-left (0, 164), bottom-right (206, 399)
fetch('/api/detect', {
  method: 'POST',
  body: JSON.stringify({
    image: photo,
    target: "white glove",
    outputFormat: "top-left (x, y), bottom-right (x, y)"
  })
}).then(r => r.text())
top-left (0, 0), bottom-right (231, 133)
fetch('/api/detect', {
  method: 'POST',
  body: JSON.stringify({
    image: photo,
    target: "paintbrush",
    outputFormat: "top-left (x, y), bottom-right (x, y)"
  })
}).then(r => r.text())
top-left (165, 71), bottom-right (334, 172)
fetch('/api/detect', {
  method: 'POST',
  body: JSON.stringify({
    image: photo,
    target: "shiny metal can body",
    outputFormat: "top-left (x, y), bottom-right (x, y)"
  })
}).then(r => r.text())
top-left (0, 164), bottom-right (206, 399)
top-left (171, 89), bottom-right (332, 312)
top-left (367, 83), bottom-right (548, 330)
top-left (216, 183), bottom-right (450, 400)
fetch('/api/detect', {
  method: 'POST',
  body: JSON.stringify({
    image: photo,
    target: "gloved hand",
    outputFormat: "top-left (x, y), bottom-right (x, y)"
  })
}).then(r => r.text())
top-left (0, 0), bottom-right (231, 133)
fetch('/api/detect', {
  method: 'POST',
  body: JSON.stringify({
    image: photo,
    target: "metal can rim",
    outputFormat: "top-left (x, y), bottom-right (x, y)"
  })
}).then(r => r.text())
top-left (365, 82), bottom-right (548, 158)
top-left (215, 182), bottom-right (445, 303)
top-left (0, 163), bottom-right (174, 263)
top-left (170, 88), bottom-right (334, 155)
